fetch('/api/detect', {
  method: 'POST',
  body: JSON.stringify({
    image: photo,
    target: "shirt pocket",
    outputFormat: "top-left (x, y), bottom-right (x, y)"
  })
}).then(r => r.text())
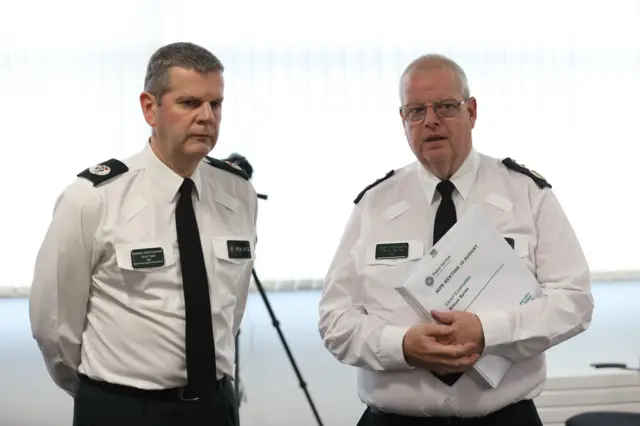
top-left (211, 236), bottom-right (255, 311)
top-left (502, 234), bottom-right (530, 258)
top-left (114, 240), bottom-right (181, 310)
top-left (361, 239), bottom-right (425, 320)
top-left (502, 233), bottom-right (537, 279)
top-left (211, 236), bottom-right (255, 265)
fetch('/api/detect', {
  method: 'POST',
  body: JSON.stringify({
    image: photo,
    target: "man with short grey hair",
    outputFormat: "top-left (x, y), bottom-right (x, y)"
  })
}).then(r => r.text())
top-left (30, 41), bottom-right (257, 426)
top-left (318, 53), bottom-right (593, 425)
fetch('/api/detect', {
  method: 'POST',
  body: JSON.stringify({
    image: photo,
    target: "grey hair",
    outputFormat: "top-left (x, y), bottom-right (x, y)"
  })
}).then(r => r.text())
top-left (143, 42), bottom-right (224, 103)
top-left (399, 53), bottom-right (470, 104)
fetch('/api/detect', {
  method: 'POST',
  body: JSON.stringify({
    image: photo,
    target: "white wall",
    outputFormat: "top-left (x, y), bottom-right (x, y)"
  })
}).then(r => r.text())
top-left (1, 0), bottom-right (639, 295)
top-left (2, 282), bottom-right (640, 426)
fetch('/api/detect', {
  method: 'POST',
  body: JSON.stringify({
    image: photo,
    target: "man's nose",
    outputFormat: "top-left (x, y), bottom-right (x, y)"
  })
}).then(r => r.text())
top-left (197, 103), bottom-right (215, 122)
top-left (423, 106), bottom-right (441, 127)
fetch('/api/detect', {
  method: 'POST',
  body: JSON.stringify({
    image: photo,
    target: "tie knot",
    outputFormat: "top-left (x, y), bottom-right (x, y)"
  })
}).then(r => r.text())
top-left (436, 180), bottom-right (456, 199)
top-left (179, 178), bottom-right (195, 196)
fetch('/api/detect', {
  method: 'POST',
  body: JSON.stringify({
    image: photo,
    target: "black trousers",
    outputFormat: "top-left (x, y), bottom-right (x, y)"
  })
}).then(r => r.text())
top-left (357, 399), bottom-right (543, 426)
top-left (73, 375), bottom-right (239, 426)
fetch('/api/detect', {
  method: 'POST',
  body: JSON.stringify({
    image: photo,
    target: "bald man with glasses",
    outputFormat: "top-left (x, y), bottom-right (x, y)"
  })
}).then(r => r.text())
top-left (318, 53), bottom-right (594, 426)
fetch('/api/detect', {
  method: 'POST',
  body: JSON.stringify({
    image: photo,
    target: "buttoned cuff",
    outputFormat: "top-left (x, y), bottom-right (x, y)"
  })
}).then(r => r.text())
top-left (475, 310), bottom-right (512, 349)
top-left (378, 325), bottom-right (413, 370)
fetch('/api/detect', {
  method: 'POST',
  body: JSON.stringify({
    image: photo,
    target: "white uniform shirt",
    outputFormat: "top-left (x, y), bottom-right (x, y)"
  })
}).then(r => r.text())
top-left (318, 149), bottom-right (594, 418)
top-left (29, 144), bottom-right (258, 396)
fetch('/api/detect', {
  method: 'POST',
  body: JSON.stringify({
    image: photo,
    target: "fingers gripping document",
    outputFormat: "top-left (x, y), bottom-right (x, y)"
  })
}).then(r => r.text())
top-left (395, 204), bottom-right (542, 388)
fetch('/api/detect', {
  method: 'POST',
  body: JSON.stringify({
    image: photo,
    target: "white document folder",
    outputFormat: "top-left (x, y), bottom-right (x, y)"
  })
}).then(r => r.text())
top-left (395, 204), bottom-right (541, 388)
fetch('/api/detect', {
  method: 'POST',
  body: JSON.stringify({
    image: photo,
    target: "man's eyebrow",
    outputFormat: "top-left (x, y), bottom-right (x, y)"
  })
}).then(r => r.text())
top-left (406, 98), bottom-right (459, 105)
top-left (176, 94), bottom-right (200, 100)
top-left (176, 95), bottom-right (224, 103)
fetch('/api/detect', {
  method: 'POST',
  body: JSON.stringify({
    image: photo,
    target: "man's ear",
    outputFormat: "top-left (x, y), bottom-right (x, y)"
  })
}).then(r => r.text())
top-left (140, 91), bottom-right (158, 127)
top-left (467, 96), bottom-right (478, 128)
top-left (399, 108), bottom-right (409, 133)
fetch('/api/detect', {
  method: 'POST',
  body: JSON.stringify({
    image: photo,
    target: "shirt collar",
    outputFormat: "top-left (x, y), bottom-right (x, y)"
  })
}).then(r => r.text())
top-left (143, 142), bottom-right (203, 203)
top-left (418, 148), bottom-right (480, 204)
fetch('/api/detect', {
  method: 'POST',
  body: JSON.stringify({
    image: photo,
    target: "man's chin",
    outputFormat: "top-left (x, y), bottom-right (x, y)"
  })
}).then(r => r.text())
top-left (421, 153), bottom-right (449, 165)
top-left (185, 139), bottom-right (216, 157)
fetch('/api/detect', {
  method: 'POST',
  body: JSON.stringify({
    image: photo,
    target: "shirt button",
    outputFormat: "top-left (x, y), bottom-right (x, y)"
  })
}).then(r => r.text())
top-left (443, 398), bottom-right (456, 412)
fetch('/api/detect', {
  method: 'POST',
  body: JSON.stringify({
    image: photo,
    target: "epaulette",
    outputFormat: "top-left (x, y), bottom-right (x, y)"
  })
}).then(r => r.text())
top-left (353, 170), bottom-right (395, 204)
top-left (77, 159), bottom-right (129, 187)
top-left (501, 157), bottom-right (551, 189)
top-left (206, 157), bottom-right (249, 180)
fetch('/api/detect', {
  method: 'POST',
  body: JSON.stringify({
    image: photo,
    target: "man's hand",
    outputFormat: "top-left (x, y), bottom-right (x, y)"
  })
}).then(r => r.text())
top-left (402, 323), bottom-right (480, 374)
top-left (430, 311), bottom-right (485, 354)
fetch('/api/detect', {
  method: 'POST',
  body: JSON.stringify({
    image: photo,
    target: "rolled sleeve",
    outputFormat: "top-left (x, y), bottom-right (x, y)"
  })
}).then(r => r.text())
top-left (478, 188), bottom-right (593, 362)
top-left (378, 325), bottom-right (413, 369)
top-left (475, 310), bottom-right (511, 349)
top-left (318, 204), bottom-right (414, 372)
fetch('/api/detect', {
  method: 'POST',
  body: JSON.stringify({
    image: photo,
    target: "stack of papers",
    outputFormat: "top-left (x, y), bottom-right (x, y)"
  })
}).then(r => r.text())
top-left (395, 204), bottom-right (541, 388)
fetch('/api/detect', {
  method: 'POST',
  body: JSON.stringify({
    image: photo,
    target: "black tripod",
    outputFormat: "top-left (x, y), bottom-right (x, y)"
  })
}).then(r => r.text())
top-left (235, 268), bottom-right (323, 426)
top-left (222, 154), bottom-right (323, 425)
top-left (228, 190), bottom-right (322, 426)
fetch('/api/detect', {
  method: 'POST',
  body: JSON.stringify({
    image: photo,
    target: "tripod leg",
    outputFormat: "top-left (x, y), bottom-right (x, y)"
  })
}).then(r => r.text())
top-left (252, 268), bottom-right (323, 426)
top-left (235, 328), bottom-right (241, 405)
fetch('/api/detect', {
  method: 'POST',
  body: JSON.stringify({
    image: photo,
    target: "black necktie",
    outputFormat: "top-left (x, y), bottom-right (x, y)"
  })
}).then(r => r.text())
top-left (433, 180), bottom-right (457, 245)
top-left (431, 180), bottom-right (462, 386)
top-left (176, 178), bottom-right (217, 396)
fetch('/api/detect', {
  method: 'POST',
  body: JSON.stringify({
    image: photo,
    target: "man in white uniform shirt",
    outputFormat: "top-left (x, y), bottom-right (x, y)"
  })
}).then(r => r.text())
top-left (30, 42), bottom-right (257, 426)
top-left (318, 54), bottom-right (594, 425)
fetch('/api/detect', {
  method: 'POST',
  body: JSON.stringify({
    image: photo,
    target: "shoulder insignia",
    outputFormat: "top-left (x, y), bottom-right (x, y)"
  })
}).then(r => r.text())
top-left (501, 157), bottom-right (551, 189)
top-left (77, 159), bottom-right (129, 186)
top-left (206, 157), bottom-right (250, 180)
top-left (353, 170), bottom-right (395, 204)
